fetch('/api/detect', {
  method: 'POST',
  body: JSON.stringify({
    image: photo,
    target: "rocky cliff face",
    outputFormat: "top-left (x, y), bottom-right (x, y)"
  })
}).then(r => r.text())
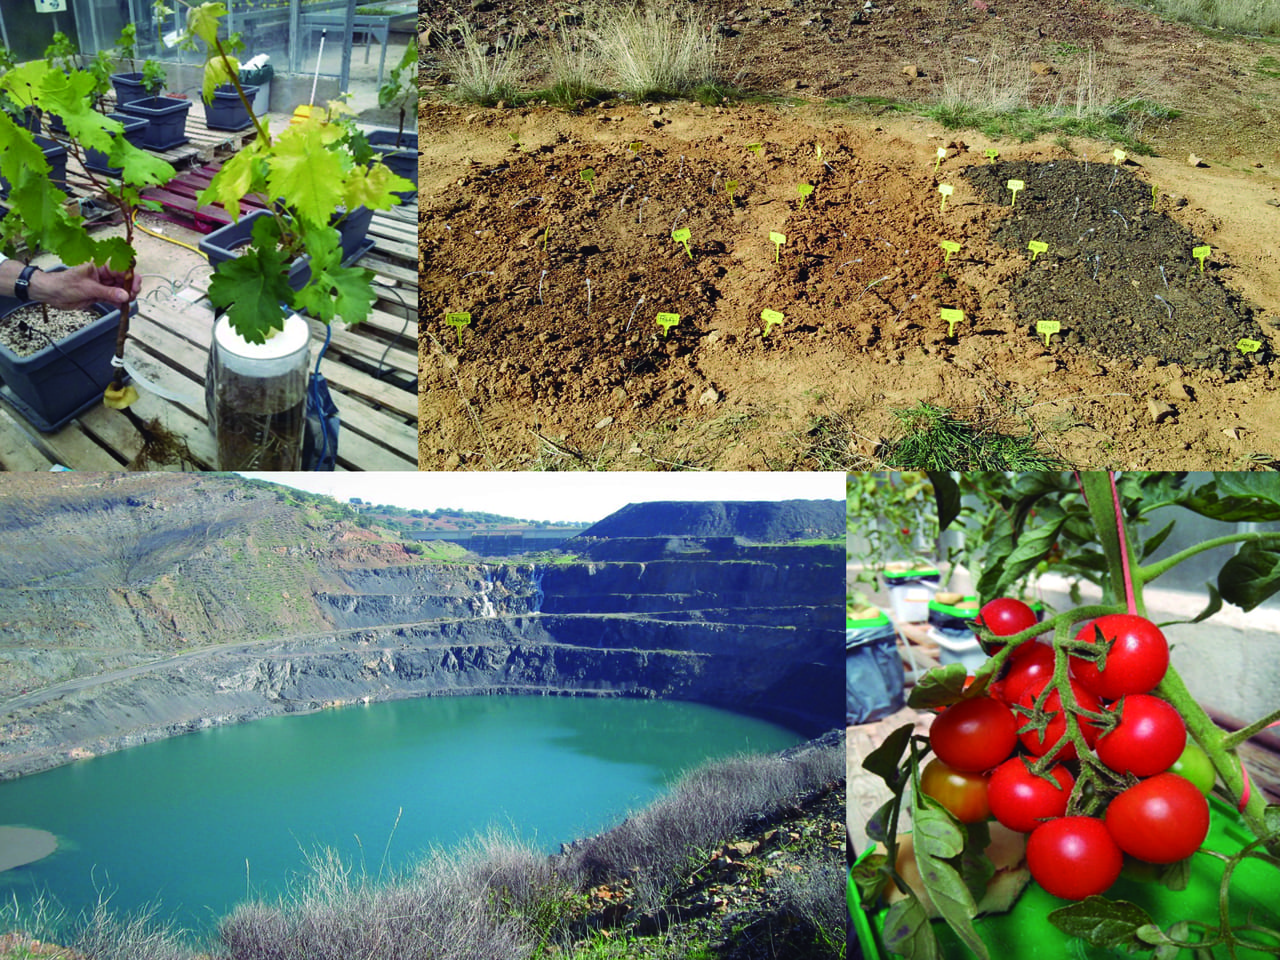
top-left (0, 479), bottom-right (842, 779)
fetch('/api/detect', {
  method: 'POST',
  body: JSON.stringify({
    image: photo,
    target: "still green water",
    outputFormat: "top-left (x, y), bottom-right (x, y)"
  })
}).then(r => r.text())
top-left (0, 695), bottom-right (801, 935)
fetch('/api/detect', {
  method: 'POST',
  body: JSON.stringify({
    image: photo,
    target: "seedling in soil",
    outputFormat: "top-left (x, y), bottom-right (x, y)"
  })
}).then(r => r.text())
top-left (542, 227), bottom-right (550, 250)
top-left (985, 148), bottom-right (999, 163)
top-left (746, 142), bottom-right (763, 155)
top-left (1036, 319), bottom-right (1061, 346)
top-left (579, 168), bottom-right (597, 195)
top-left (1154, 294), bottom-right (1173, 319)
top-left (1238, 338), bottom-right (1262, 355)
top-left (934, 147), bottom-right (946, 172)
top-left (761, 308), bottom-right (785, 337)
top-left (796, 183), bottom-right (814, 208)
top-left (508, 132), bottom-right (521, 149)
top-left (656, 312), bottom-right (680, 337)
top-left (769, 231), bottom-right (786, 263)
top-left (1193, 245), bottom-right (1211, 273)
top-left (538, 269), bottom-right (547, 304)
top-left (859, 276), bottom-right (889, 301)
top-left (626, 295), bottom-right (645, 333)
top-left (445, 311), bottom-right (472, 345)
top-left (1007, 179), bottom-right (1025, 206)
top-left (672, 228), bottom-right (693, 259)
top-left (939, 240), bottom-right (961, 263)
top-left (938, 184), bottom-right (954, 211)
top-left (940, 307), bottom-right (965, 338)
top-left (1027, 240), bottom-right (1049, 261)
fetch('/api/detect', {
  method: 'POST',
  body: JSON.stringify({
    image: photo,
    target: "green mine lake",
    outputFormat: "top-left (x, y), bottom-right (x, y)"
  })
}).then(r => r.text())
top-left (0, 695), bottom-right (801, 935)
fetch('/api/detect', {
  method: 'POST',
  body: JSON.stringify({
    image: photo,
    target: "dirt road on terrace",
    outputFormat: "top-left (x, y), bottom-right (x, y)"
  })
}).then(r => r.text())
top-left (419, 0), bottom-right (1280, 470)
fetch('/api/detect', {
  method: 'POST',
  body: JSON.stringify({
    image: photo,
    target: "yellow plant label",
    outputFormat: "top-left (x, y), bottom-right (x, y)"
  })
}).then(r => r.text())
top-left (815, 143), bottom-right (823, 161)
top-left (797, 183), bottom-right (814, 207)
top-left (939, 240), bottom-right (960, 262)
top-left (939, 308), bottom-right (965, 337)
top-left (1036, 320), bottom-right (1061, 346)
top-left (938, 183), bottom-right (954, 211)
top-left (1113, 148), bottom-right (1127, 164)
top-left (761, 308), bottom-right (784, 336)
top-left (1007, 179), bottom-right (1025, 205)
top-left (746, 142), bottom-right (763, 154)
top-left (985, 148), bottom-right (999, 163)
top-left (656, 312), bottom-right (681, 337)
top-left (1193, 245), bottom-right (1211, 272)
top-left (769, 231), bottom-right (786, 262)
top-left (935, 147), bottom-right (946, 172)
top-left (672, 228), bottom-right (693, 259)
top-left (1237, 338), bottom-right (1262, 355)
top-left (726, 179), bottom-right (738, 197)
top-left (1028, 240), bottom-right (1049, 261)
top-left (445, 311), bottom-right (472, 345)
top-left (630, 141), bottom-right (642, 154)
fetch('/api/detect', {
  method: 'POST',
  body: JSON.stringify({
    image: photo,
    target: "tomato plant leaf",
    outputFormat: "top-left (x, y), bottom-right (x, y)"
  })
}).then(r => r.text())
top-left (1187, 583), bottom-right (1222, 625)
top-left (865, 797), bottom-right (897, 844)
top-left (913, 799), bottom-right (989, 960)
top-left (862, 723), bottom-right (914, 789)
top-left (882, 896), bottom-right (942, 960)
top-left (851, 851), bottom-right (889, 904)
top-left (1218, 542), bottom-right (1280, 612)
top-left (1152, 921), bottom-right (1192, 960)
top-left (1264, 804), bottom-right (1280, 840)
top-left (1179, 475), bottom-right (1280, 522)
top-left (1048, 897), bottom-right (1156, 949)
top-left (958, 821), bottom-right (995, 904)
top-left (907, 663), bottom-right (968, 710)
top-left (1156, 857), bottom-right (1191, 892)
top-left (931, 471), bottom-right (961, 533)
top-left (1140, 519), bottom-right (1176, 560)
top-left (991, 515), bottom-right (1069, 598)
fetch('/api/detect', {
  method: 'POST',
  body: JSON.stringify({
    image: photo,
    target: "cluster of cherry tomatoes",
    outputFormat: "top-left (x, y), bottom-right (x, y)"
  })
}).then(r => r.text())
top-left (920, 597), bottom-right (1215, 901)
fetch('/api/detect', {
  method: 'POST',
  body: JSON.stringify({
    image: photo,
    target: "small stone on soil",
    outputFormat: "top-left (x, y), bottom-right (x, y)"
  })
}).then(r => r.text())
top-left (1147, 399), bottom-right (1176, 423)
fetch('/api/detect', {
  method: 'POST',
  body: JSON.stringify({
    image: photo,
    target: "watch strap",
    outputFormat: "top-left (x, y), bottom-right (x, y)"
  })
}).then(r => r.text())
top-left (14, 264), bottom-right (39, 303)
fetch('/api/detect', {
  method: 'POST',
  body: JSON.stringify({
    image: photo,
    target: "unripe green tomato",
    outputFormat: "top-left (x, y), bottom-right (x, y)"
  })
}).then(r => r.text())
top-left (1167, 742), bottom-right (1216, 796)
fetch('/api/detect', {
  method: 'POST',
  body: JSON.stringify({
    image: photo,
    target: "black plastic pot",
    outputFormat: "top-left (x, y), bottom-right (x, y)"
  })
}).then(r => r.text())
top-left (110, 72), bottom-right (149, 107)
top-left (0, 269), bottom-right (135, 432)
top-left (83, 114), bottom-right (150, 177)
top-left (117, 95), bottom-right (191, 150)
top-left (203, 83), bottom-right (260, 132)
top-left (366, 129), bottom-right (418, 203)
top-left (0, 136), bottom-right (68, 198)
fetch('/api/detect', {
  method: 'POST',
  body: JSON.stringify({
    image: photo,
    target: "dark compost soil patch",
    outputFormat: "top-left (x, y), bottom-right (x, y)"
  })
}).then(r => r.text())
top-left (964, 159), bottom-right (1269, 375)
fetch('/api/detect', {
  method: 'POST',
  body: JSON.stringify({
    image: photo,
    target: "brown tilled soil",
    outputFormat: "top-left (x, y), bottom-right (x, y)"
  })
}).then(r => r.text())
top-left (419, 0), bottom-right (1280, 470)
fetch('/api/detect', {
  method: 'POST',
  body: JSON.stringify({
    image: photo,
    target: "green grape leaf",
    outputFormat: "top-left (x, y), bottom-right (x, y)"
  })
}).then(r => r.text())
top-left (112, 139), bottom-right (175, 189)
top-left (265, 125), bottom-right (346, 226)
top-left (296, 262), bottom-right (375, 326)
top-left (1048, 897), bottom-right (1156, 949)
top-left (198, 144), bottom-right (263, 221)
top-left (343, 161), bottom-right (413, 211)
top-left (207, 219), bottom-right (293, 344)
top-left (188, 2), bottom-right (229, 46)
top-left (202, 55), bottom-right (240, 103)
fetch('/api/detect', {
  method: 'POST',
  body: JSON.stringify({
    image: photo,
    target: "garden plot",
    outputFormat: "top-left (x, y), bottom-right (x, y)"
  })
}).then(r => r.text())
top-left (420, 104), bottom-right (1280, 470)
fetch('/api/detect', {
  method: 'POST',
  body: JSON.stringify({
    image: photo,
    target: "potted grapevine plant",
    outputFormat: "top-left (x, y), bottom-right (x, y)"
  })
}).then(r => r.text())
top-left (176, 0), bottom-right (412, 468)
top-left (851, 472), bottom-right (1280, 960)
top-left (0, 58), bottom-right (175, 437)
top-left (369, 42), bottom-right (419, 201)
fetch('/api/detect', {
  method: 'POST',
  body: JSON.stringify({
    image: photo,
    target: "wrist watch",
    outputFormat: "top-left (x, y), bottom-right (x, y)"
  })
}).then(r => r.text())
top-left (14, 265), bottom-right (40, 303)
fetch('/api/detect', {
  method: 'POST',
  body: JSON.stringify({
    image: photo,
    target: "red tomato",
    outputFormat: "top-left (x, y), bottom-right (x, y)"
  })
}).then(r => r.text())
top-left (920, 758), bottom-right (991, 823)
top-left (1002, 643), bottom-right (1056, 705)
top-left (1016, 679), bottom-right (1103, 760)
top-left (1071, 614), bottom-right (1169, 701)
top-left (987, 757), bottom-right (1075, 833)
top-left (1027, 817), bottom-right (1123, 900)
top-left (930, 696), bottom-right (1019, 773)
top-left (1105, 772), bottom-right (1210, 864)
top-left (977, 598), bottom-right (1038, 637)
top-left (1095, 694), bottom-right (1187, 777)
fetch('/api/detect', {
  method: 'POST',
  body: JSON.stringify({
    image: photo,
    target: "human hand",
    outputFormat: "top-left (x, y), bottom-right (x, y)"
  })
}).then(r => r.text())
top-left (30, 263), bottom-right (140, 311)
